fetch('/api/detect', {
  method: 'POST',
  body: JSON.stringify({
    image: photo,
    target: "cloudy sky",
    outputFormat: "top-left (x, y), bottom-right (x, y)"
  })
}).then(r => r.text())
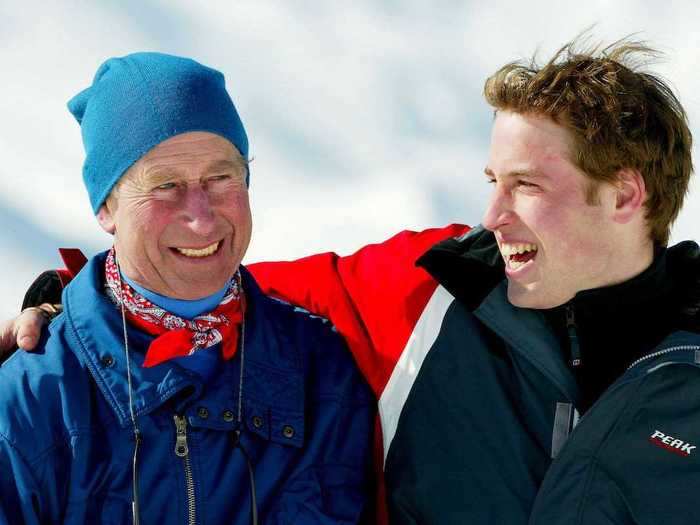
top-left (0, 0), bottom-right (698, 318)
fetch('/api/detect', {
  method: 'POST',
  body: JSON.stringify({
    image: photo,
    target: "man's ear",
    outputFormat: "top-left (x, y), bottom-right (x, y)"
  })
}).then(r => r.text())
top-left (613, 168), bottom-right (646, 224)
top-left (96, 204), bottom-right (116, 234)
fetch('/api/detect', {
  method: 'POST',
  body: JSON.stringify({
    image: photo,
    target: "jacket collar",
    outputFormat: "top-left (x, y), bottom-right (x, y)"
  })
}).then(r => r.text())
top-left (474, 281), bottom-right (580, 404)
top-left (62, 252), bottom-right (306, 446)
top-left (416, 225), bottom-right (504, 311)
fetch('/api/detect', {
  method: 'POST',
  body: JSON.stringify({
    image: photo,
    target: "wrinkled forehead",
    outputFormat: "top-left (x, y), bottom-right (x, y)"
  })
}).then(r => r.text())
top-left (113, 131), bottom-right (247, 192)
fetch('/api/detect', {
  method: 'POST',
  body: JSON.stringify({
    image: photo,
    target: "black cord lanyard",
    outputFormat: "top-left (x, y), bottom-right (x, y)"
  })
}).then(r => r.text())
top-left (118, 263), bottom-right (259, 525)
top-left (233, 321), bottom-right (259, 525)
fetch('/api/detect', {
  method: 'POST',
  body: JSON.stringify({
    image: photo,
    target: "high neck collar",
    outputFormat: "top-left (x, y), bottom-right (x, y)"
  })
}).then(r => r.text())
top-left (561, 246), bottom-right (671, 318)
top-left (542, 243), bottom-right (700, 412)
top-left (120, 272), bottom-right (229, 320)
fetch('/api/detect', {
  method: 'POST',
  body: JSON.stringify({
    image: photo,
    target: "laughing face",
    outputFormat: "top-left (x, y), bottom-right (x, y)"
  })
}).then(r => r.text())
top-left (97, 131), bottom-right (252, 300)
top-left (482, 111), bottom-right (623, 309)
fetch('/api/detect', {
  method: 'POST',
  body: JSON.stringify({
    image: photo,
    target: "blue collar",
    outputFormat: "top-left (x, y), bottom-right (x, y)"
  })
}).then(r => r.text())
top-left (62, 251), bottom-right (306, 447)
top-left (120, 273), bottom-right (228, 319)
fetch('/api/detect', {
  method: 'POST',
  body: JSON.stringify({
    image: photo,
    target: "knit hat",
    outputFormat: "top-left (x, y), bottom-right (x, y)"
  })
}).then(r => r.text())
top-left (68, 52), bottom-right (249, 213)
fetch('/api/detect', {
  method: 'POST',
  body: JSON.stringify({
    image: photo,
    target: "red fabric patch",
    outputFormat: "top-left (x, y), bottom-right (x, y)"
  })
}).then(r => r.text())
top-left (57, 248), bottom-right (88, 287)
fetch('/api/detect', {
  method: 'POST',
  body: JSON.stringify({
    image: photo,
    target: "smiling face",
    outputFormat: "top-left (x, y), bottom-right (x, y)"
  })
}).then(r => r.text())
top-left (97, 131), bottom-right (252, 300)
top-left (482, 111), bottom-right (633, 308)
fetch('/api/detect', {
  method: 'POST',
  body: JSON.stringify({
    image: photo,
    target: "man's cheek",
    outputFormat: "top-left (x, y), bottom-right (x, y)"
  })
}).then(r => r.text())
top-left (139, 209), bottom-right (172, 236)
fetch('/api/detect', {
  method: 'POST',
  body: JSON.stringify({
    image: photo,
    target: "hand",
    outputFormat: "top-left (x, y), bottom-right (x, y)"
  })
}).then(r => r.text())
top-left (0, 305), bottom-right (57, 360)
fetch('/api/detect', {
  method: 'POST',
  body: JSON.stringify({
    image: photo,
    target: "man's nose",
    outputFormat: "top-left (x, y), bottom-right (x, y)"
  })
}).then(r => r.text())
top-left (182, 186), bottom-right (216, 235)
top-left (481, 186), bottom-right (514, 232)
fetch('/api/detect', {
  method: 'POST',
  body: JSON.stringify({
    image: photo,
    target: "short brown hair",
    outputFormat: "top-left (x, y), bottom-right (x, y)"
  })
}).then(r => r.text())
top-left (484, 38), bottom-right (693, 245)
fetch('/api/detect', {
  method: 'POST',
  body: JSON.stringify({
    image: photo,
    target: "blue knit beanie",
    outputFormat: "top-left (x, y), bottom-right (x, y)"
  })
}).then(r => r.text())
top-left (68, 52), bottom-right (249, 213)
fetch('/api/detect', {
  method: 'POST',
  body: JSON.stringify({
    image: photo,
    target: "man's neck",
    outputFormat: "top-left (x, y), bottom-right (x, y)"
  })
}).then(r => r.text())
top-left (545, 245), bottom-right (676, 412)
top-left (586, 239), bottom-right (655, 294)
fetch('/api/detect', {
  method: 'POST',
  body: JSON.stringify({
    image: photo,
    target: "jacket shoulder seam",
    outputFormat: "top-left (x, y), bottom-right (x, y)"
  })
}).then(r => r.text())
top-left (577, 458), bottom-right (639, 524)
top-left (572, 376), bottom-right (651, 523)
top-left (0, 428), bottom-right (60, 476)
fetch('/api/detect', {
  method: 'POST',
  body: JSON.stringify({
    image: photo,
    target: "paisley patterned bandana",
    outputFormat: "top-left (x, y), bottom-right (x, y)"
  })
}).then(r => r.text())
top-left (104, 247), bottom-right (245, 368)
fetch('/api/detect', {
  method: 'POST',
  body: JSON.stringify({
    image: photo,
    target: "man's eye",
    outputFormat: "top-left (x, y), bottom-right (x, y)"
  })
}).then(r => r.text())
top-left (208, 175), bottom-right (232, 182)
top-left (517, 180), bottom-right (538, 188)
top-left (154, 182), bottom-right (177, 190)
top-left (486, 178), bottom-right (496, 184)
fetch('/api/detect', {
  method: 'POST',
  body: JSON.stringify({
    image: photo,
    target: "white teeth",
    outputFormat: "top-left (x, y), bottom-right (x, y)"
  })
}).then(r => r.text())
top-left (175, 241), bottom-right (220, 258)
top-left (500, 243), bottom-right (538, 257)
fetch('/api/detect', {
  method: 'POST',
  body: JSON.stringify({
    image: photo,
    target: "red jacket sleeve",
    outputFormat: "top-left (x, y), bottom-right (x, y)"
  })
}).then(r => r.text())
top-left (249, 224), bottom-right (470, 397)
top-left (51, 224), bottom-right (470, 396)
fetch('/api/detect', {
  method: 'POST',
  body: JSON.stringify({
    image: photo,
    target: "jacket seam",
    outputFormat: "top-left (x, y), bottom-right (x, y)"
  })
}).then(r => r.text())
top-left (0, 430), bottom-right (41, 474)
top-left (282, 461), bottom-right (366, 488)
top-left (477, 305), bottom-right (576, 404)
top-left (574, 456), bottom-right (600, 525)
top-left (0, 424), bottom-right (79, 470)
top-left (577, 459), bottom-right (640, 524)
top-left (574, 375), bottom-right (649, 523)
top-left (0, 438), bottom-right (44, 520)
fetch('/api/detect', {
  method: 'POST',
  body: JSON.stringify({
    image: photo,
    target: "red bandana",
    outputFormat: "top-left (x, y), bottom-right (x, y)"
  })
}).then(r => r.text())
top-left (104, 248), bottom-right (245, 368)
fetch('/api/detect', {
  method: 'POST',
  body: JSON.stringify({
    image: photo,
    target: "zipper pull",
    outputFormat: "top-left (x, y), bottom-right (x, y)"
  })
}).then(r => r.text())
top-left (566, 305), bottom-right (582, 368)
top-left (173, 415), bottom-right (189, 457)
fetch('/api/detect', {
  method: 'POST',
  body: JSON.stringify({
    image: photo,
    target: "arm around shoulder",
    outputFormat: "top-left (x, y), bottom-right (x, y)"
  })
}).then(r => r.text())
top-left (250, 224), bottom-right (470, 395)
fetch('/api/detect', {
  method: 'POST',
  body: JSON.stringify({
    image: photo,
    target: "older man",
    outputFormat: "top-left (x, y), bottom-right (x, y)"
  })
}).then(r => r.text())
top-left (4, 39), bottom-right (700, 524)
top-left (0, 53), bottom-right (374, 524)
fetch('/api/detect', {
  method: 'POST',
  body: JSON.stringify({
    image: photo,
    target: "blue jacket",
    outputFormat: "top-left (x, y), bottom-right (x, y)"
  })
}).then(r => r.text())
top-left (0, 252), bottom-right (375, 524)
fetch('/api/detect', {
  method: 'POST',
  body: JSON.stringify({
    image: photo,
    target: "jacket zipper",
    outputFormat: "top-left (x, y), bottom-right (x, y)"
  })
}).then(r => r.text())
top-left (174, 415), bottom-right (196, 525)
top-left (627, 345), bottom-right (700, 371)
top-left (565, 304), bottom-right (582, 368)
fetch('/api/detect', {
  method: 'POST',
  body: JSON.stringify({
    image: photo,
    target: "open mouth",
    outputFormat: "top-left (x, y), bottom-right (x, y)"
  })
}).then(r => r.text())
top-left (171, 240), bottom-right (222, 258)
top-left (500, 242), bottom-right (538, 271)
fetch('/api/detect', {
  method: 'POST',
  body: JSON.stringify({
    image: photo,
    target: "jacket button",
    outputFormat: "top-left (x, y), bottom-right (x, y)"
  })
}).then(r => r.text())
top-left (222, 410), bottom-right (235, 422)
top-left (282, 425), bottom-right (295, 438)
top-left (100, 355), bottom-right (114, 367)
top-left (252, 415), bottom-right (263, 428)
top-left (197, 407), bottom-right (209, 419)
